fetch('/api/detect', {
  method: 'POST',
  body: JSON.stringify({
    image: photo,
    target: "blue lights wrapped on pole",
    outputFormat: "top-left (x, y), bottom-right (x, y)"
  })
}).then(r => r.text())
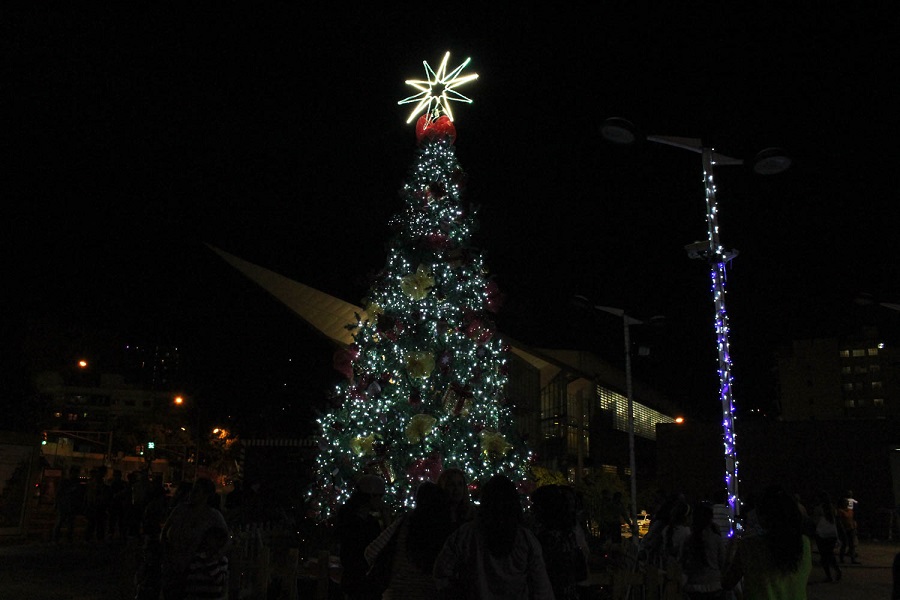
top-left (601, 117), bottom-right (790, 537)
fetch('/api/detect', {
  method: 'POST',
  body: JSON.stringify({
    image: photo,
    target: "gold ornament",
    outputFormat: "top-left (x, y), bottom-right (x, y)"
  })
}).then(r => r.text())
top-left (400, 265), bottom-right (435, 300)
top-left (405, 351), bottom-right (435, 379)
top-left (406, 413), bottom-right (436, 443)
top-left (480, 430), bottom-right (511, 457)
top-left (350, 434), bottom-right (376, 457)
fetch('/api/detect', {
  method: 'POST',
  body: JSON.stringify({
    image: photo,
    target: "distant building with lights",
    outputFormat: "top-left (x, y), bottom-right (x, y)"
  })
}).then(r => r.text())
top-left (776, 326), bottom-right (899, 420)
top-left (506, 345), bottom-right (679, 483)
top-left (122, 343), bottom-right (183, 389)
top-left (35, 342), bottom-right (183, 431)
top-left (36, 370), bottom-right (180, 433)
top-left (33, 343), bottom-right (189, 477)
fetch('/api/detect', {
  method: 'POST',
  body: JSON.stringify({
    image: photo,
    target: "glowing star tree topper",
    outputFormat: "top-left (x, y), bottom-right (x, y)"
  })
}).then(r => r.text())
top-left (398, 51), bottom-right (478, 125)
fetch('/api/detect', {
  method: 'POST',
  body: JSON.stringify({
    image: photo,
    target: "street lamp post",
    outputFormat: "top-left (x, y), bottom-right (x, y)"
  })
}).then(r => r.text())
top-left (600, 117), bottom-right (790, 536)
top-left (174, 394), bottom-right (202, 480)
top-left (574, 295), bottom-right (648, 539)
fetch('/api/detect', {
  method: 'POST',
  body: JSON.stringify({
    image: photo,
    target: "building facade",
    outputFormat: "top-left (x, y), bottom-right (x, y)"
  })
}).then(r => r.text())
top-left (776, 327), bottom-right (899, 421)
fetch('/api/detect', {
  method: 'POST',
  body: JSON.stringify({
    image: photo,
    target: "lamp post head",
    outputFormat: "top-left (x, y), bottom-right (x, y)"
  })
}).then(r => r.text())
top-left (750, 147), bottom-right (792, 175)
top-left (600, 117), bottom-right (641, 146)
top-left (572, 294), bottom-right (593, 310)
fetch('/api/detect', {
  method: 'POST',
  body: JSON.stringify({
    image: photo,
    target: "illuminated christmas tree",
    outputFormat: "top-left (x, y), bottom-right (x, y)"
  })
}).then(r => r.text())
top-left (311, 53), bottom-right (531, 518)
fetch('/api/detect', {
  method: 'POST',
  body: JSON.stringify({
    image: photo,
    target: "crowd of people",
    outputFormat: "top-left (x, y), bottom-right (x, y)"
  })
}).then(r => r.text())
top-left (49, 466), bottom-right (233, 600)
top-left (333, 469), bottom-right (653, 600)
top-left (51, 465), bottom-right (172, 544)
top-left (46, 463), bottom-right (886, 600)
top-left (332, 470), bottom-right (881, 600)
top-left (337, 470), bottom-right (569, 600)
top-left (638, 485), bottom-right (872, 600)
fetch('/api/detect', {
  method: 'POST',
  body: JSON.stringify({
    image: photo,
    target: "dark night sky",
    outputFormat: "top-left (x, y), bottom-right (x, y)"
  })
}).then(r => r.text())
top-left (9, 5), bottom-right (900, 431)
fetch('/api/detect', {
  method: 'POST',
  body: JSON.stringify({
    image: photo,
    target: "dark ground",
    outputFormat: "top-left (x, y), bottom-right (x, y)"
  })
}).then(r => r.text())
top-left (1, 503), bottom-right (897, 599)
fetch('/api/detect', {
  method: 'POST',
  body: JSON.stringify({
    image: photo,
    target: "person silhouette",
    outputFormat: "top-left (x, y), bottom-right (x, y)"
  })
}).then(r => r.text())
top-left (529, 484), bottom-right (587, 600)
top-left (337, 474), bottom-right (387, 600)
top-left (83, 466), bottom-right (111, 541)
top-left (679, 503), bottom-right (726, 599)
top-left (160, 477), bottom-right (229, 600)
top-left (438, 467), bottom-right (475, 528)
top-left (837, 489), bottom-right (861, 564)
top-left (184, 526), bottom-right (230, 600)
top-left (107, 469), bottom-right (128, 540)
top-left (433, 474), bottom-right (554, 599)
top-left (810, 490), bottom-right (842, 582)
top-left (365, 480), bottom-right (454, 598)
top-left (722, 485), bottom-right (812, 599)
top-left (51, 466), bottom-right (83, 543)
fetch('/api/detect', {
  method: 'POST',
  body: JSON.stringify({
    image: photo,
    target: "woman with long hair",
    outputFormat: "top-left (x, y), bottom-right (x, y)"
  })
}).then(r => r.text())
top-left (680, 503), bottom-right (727, 600)
top-left (365, 480), bottom-right (454, 599)
top-left (437, 467), bottom-right (475, 527)
top-left (810, 490), bottom-right (842, 582)
top-left (662, 500), bottom-right (692, 564)
top-left (433, 474), bottom-right (553, 599)
top-left (641, 493), bottom-right (682, 567)
top-left (722, 484), bottom-right (812, 599)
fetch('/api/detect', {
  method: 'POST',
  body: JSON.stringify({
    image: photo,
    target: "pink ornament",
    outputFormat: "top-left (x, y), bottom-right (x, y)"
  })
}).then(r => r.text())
top-left (332, 345), bottom-right (358, 380)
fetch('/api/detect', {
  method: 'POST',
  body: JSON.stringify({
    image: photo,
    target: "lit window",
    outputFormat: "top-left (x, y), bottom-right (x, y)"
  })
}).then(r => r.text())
top-left (872, 381), bottom-right (883, 390)
top-left (851, 349), bottom-right (866, 358)
top-left (844, 400), bottom-right (856, 408)
top-left (867, 348), bottom-right (878, 356)
top-left (597, 386), bottom-right (674, 440)
top-left (873, 398), bottom-right (884, 406)
top-left (840, 350), bottom-right (850, 358)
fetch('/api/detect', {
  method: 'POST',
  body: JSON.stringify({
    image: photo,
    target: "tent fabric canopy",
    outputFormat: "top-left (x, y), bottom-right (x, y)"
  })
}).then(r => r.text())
top-left (206, 244), bottom-right (365, 346)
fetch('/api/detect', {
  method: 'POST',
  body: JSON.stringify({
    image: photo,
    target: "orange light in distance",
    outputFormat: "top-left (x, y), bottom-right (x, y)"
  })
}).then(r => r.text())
top-left (674, 417), bottom-right (685, 424)
top-left (174, 396), bottom-right (184, 405)
top-left (78, 360), bottom-right (88, 368)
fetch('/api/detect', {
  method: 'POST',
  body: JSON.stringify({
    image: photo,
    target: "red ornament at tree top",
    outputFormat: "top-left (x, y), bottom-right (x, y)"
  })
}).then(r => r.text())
top-left (416, 114), bottom-right (457, 145)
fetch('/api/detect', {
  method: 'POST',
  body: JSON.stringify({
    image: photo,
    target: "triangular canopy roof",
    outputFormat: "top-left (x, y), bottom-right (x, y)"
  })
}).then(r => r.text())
top-left (206, 244), bottom-right (674, 412)
top-left (206, 244), bottom-right (364, 346)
